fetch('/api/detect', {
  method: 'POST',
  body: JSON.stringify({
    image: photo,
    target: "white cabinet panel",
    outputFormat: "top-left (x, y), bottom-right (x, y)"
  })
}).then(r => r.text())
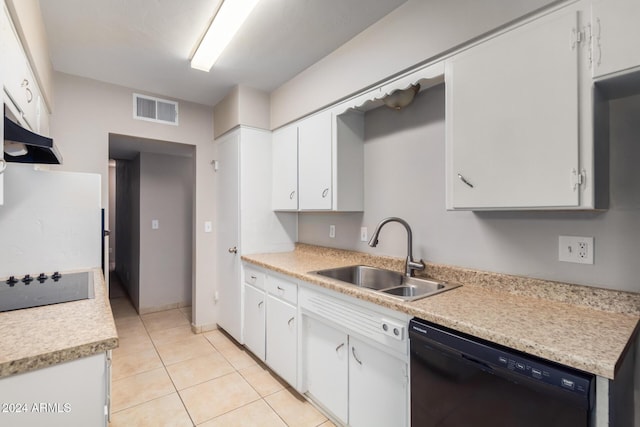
top-left (298, 110), bottom-right (332, 210)
top-left (304, 315), bottom-right (348, 424)
top-left (446, 7), bottom-right (587, 209)
top-left (349, 336), bottom-right (408, 427)
top-left (592, 0), bottom-right (640, 78)
top-left (266, 295), bottom-right (297, 386)
top-left (271, 125), bottom-right (298, 210)
top-left (0, 353), bottom-right (108, 426)
top-left (243, 283), bottom-right (265, 361)
top-left (1, 5), bottom-right (38, 131)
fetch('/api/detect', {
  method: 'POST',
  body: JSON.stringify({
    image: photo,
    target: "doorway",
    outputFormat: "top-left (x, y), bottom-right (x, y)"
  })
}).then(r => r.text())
top-left (108, 133), bottom-right (195, 314)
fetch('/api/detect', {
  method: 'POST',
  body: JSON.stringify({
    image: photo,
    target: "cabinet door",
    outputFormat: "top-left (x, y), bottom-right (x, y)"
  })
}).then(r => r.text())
top-left (1, 6), bottom-right (37, 130)
top-left (446, 9), bottom-right (581, 209)
top-left (243, 284), bottom-right (266, 361)
top-left (298, 110), bottom-right (332, 210)
top-left (592, 0), bottom-right (640, 78)
top-left (266, 295), bottom-right (297, 386)
top-left (304, 316), bottom-right (348, 423)
top-left (349, 336), bottom-right (408, 427)
top-left (272, 125), bottom-right (299, 210)
top-left (215, 131), bottom-right (242, 342)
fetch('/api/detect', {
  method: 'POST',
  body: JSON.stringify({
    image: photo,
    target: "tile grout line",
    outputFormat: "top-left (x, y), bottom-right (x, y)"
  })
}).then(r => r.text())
top-left (144, 308), bottom-right (198, 427)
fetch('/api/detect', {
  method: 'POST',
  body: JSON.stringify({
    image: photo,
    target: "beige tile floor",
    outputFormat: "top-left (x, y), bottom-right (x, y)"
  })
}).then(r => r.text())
top-left (109, 294), bottom-right (336, 427)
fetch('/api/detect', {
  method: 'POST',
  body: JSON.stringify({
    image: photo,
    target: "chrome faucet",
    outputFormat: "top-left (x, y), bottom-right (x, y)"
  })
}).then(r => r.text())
top-left (368, 217), bottom-right (425, 277)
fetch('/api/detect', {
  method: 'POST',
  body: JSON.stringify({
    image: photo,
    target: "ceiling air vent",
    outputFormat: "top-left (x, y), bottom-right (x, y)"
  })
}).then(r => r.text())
top-left (133, 93), bottom-right (179, 125)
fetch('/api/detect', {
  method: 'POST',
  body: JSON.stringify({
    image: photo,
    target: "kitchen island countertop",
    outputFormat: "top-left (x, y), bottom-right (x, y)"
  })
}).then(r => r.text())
top-left (0, 268), bottom-right (118, 378)
top-left (243, 244), bottom-right (640, 379)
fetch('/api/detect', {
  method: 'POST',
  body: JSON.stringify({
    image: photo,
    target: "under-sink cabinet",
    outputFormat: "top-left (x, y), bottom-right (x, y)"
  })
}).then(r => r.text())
top-left (242, 265), bottom-right (299, 387)
top-left (300, 285), bottom-right (409, 427)
top-left (445, 1), bottom-right (602, 210)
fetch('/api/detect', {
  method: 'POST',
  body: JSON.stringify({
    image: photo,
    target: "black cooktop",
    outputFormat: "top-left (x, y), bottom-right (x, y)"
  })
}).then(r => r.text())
top-left (0, 271), bottom-right (94, 312)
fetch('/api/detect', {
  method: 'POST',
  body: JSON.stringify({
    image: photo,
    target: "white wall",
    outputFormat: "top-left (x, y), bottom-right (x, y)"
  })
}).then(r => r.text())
top-left (50, 72), bottom-right (217, 327)
top-left (0, 164), bottom-right (101, 277)
top-left (139, 152), bottom-right (193, 311)
top-left (270, 0), bottom-right (556, 128)
top-left (298, 86), bottom-right (640, 294)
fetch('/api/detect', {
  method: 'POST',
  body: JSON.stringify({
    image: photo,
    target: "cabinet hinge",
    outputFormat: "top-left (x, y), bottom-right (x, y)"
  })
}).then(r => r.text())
top-left (571, 168), bottom-right (586, 191)
top-left (571, 26), bottom-right (588, 51)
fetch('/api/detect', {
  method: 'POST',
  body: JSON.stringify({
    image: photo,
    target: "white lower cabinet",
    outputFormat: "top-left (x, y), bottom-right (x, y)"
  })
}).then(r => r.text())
top-left (301, 286), bottom-right (409, 427)
top-left (242, 265), bottom-right (298, 387)
top-left (0, 352), bottom-right (110, 426)
top-left (243, 283), bottom-right (266, 361)
top-left (305, 316), bottom-right (349, 423)
top-left (348, 336), bottom-right (408, 427)
top-left (266, 295), bottom-right (297, 386)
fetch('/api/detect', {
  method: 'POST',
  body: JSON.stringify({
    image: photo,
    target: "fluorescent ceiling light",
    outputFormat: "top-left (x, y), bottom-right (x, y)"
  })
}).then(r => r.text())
top-left (191, 0), bottom-right (261, 72)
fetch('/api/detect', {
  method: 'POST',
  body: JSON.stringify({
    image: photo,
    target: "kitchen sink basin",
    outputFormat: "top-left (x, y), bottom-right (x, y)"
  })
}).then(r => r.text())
top-left (314, 265), bottom-right (403, 290)
top-left (312, 265), bottom-right (461, 301)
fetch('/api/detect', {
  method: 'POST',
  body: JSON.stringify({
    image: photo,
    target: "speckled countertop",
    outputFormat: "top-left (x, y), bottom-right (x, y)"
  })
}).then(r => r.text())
top-left (0, 268), bottom-right (118, 378)
top-left (243, 244), bottom-right (640, 379)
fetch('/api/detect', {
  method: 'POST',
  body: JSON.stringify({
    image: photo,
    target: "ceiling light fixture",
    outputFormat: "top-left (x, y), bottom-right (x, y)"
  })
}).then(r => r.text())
top-left (191, 0), bottom-right (261, 72)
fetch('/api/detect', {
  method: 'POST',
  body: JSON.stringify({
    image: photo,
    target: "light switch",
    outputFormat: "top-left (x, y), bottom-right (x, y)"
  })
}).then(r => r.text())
top-left (152, 219), bottom-right (159, 230)
top-left (204, 221), bottom-right (212, 233)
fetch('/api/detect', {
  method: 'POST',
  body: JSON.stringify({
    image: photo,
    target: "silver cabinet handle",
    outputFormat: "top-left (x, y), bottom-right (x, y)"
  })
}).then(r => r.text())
top-left (288, 317), bottom-right (295, 326)
top-left (228, 246), bottom-right (237, 253)
top-left (0, 159), bottom-right (6, 174)
top-left (289, 190), bottom-right (296, 200)
top-left (250, 275), bottom-right (257, 280)
top-left (258, 301), bottom-right (264, 308)
top-left (322, 188), bottom-right (329, 198)
top-left (457, 174), bottom-right (474, 188)
top-left (25, 88), bottom-right (33, 103)
top-left (351, 346), bottom-right (362, 365)
top-left (335, 343), bottom-right (345, 353)
top-left (277, 286), bottom-right (284, 291)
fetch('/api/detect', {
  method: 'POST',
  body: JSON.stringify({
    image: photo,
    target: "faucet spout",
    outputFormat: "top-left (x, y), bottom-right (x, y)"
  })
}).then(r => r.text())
top-left (368, 217), bottom-right (425, 277)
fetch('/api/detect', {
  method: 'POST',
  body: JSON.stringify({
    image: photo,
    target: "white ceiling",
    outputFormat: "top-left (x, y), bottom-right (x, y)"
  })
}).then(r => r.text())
top-left (39, 0), bottom-right (407, 107)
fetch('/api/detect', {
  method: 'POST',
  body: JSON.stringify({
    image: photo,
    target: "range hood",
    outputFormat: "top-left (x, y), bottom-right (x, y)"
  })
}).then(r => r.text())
top-left (3, 115), bottom-right (62, 164)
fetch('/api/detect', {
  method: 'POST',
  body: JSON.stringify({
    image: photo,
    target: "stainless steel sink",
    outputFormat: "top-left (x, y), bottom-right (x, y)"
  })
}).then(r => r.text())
top-left (314, 265), bottom-right (403, 290)
top-left (312, 265), bottom-right (461, 301)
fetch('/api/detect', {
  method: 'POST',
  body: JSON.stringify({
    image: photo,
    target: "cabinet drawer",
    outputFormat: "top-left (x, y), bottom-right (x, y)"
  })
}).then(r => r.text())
top-left (266, 276), bottom-right (297, 305)
top-left (244, 267), bottom-right (265, 290)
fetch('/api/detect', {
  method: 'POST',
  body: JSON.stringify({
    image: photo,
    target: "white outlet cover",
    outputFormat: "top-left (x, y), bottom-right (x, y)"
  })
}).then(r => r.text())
top-left (360, 227), bottom-right (368, 242)
top-left (152, 219), bottom-right (159, 230)
top-left (329, 225), bottom-right (336, 238)
top-left (558, 236), bottom-right (594, 264)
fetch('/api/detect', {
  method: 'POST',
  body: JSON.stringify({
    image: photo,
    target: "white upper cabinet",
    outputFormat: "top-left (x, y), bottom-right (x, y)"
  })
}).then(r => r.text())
top-left (272, 124), bottom-right (299, 210)
top-left (591, 0), bottom-right (640, 79)
top-left (272, 108), bottom-right (364, 212)
top-left (298, 110), bottom-right (333, 210)
top-left (445, 2), bottom-right (598, 210)
top-left (1, 5), bottom-right (41, 132)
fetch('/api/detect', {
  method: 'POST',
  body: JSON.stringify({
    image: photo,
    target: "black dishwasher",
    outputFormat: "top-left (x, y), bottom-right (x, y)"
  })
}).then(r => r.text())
top-left (409, 318), bottom-right (594, 427)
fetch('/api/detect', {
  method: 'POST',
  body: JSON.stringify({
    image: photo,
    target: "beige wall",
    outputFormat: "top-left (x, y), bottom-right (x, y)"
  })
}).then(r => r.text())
top-left (139, 152), bottom-right (193, 312)
top-left (270, 0), bottom-right (556, 128)
top-left (5, 0), bottom-right (54, 110)
top-left (50, 72), bottom-right (217, 328)
top-left (213, 85), bottom-right (270, 137)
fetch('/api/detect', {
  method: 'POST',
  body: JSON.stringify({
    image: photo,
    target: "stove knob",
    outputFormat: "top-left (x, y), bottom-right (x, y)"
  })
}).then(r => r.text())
top-left (22, 274), bottom-right (34, 285)
top-left (6, 276), bottom-right (18, 287)
top-left (52, 271), bottom-right (62, 281)
top-left (37, 273), bottom-right (48, 283)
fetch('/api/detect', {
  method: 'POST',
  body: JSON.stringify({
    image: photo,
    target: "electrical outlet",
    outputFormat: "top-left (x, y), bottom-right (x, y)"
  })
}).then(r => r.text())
top-left (152, 219), bottom-right (159, 230)
top-left (558, 236), bottom-right (594, 264)
top-left (360, 227), bottom-right (368, 242)
top-left (329, 225), bottom-right (336, 238)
